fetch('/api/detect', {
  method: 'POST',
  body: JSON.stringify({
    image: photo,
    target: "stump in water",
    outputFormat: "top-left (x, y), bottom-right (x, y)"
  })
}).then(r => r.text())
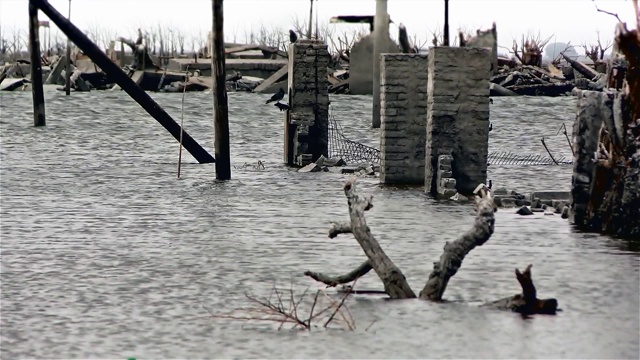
top-left (481, 265), bottom-right (558, 315)
top-left (304, 178), bottom-right (558, 315)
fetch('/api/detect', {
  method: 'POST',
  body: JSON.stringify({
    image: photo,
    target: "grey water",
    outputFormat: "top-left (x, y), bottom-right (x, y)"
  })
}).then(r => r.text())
top-left (1, 89), bottom-right (638, 359)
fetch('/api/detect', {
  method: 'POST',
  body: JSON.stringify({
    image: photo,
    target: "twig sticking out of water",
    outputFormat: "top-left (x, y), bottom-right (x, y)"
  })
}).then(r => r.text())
top-left (556, 123), bottom-right (575, 156)
top-left (541, 136), bottom-right (560, 165)
top-left (177, 67), bottom-right (189, 178)
top-left (204, 281), bottom-right (358, 331)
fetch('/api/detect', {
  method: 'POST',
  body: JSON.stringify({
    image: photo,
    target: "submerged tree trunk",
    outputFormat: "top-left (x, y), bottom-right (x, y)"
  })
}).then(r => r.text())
top-left (303, 179), bottom-right (557, 315)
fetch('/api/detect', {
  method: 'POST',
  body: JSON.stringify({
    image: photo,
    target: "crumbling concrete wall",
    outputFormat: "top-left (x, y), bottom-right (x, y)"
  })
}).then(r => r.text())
top-left (436, 155), bottom-right (457, 197)
top-left (349, 34), bottom-right (399, 95)
top-left (424, 47), bottom-right (491, 196)
top-left (285, 39), bottom-right (330, 167)
top-left (379, 53), bottom-right (428, 184)
top-left (570, 89), bottom-right (639, 237)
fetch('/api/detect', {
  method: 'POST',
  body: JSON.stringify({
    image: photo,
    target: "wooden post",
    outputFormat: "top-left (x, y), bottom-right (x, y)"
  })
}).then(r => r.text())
top-left (29, 1), bottom-right (46, 127)
top-left (33, 0), bottom-right (215, 164)
top-left (212, 0), bottom-right (231, 179)
top-left (443, 0), bottom-right (450, 46)
top-left (64, 0), bottom-right (71, 95)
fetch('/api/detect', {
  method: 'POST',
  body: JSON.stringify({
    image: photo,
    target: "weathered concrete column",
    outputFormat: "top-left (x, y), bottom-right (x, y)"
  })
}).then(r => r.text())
top-left (424, 47), bottom-right (491, 196)
top-left (285, 39), bottom-right (330, 167)
top-left (380, 53), bottom-right (429, 184)
top-left (372, 0), bottom-right (389, 128)
top-left (569, 90), bottom-right (604, 225)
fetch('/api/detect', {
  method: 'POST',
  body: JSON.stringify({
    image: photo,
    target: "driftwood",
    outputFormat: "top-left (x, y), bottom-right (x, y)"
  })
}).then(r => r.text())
top-left (304, 179), bottom-right (557, 315)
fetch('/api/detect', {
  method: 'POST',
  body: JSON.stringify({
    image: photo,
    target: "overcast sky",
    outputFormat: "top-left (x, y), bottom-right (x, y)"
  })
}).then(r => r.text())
top-left (1, 0), bottom-right (637, 53)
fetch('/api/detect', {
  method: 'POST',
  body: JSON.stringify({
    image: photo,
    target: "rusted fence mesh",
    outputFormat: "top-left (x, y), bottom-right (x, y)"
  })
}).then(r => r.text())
top-left (328, 107), bottom-right (574, 166)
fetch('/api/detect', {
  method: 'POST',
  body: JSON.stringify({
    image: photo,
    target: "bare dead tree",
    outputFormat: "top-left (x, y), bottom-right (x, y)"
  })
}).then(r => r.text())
top-left (176, 28), bottom-right (186, 55)
top-left (304, 179), bottom-right (558, 316)
top-left (582, 31), bottom-right (613, 63)
top-left (511, 32), bottom-right (554, 66)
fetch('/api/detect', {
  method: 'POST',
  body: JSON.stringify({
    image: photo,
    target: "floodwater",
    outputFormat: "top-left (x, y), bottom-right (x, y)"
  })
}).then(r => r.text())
top-left (1, 89), bottom-right (638, 359)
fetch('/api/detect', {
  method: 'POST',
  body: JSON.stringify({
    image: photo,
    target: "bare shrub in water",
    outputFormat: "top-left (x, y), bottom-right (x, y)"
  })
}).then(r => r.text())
top-left (205, 282), bottom-right (361, 331)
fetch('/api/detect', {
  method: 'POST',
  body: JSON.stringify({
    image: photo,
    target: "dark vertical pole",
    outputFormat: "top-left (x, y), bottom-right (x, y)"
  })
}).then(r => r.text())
top-left (212, 0), bottom-right (231, 179)
top-left (29, 1), bottom-right (46, 127)
top-left (307, 0), bottom-right (313, 39)
top-left (443, 0), bottom-right (450, 46)
top-left (65, 0), bottom-right (71, 95)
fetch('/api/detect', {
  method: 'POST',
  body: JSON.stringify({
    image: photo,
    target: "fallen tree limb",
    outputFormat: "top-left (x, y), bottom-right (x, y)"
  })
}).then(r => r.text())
top-left (304, 260), bottom-right (373, 287)
top-left (342, 178), bottom-right (416, 299)
top-left (419, 184), bottom-right (495, 301)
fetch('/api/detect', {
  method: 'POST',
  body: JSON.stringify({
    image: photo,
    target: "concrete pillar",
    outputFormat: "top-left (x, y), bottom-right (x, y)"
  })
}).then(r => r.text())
top-left (372, 0), bottom-right (389, 128)
top-left (424, 47), bottom-right (491, 196)
top-left (569, 90), bottom-right (608, 225)
top-left (284, 39), bottom-right (330, 167)
top-left (380, 53), bottom-right (429, 184)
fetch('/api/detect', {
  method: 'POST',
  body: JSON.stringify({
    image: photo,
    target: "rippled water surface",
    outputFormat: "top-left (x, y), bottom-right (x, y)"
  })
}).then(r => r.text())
top-left (1, 89), bottom-right (638, 359)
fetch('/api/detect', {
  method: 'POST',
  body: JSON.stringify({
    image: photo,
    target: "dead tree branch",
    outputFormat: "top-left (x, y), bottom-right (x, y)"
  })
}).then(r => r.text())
top-left (419, 184), bottom-right (496, 300)
top-left (592, 0), bottom-right (623, 23)
top-left (305, 260), bottom-right (373, 287)
top-left (342, 178), bottom-right (416, 299)
top-left (328, 222), bottom-right (351, 238)
top-left (207, 283), bottom-right (357, 331)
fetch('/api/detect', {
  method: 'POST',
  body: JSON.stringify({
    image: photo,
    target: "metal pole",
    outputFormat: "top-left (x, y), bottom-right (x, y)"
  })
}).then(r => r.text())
top-left (443, 0), bottom-right (450, 46)
top-left (212, 0), bottom-right (231, 179)
top-left (65, 0), bottom-right (71, 95)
